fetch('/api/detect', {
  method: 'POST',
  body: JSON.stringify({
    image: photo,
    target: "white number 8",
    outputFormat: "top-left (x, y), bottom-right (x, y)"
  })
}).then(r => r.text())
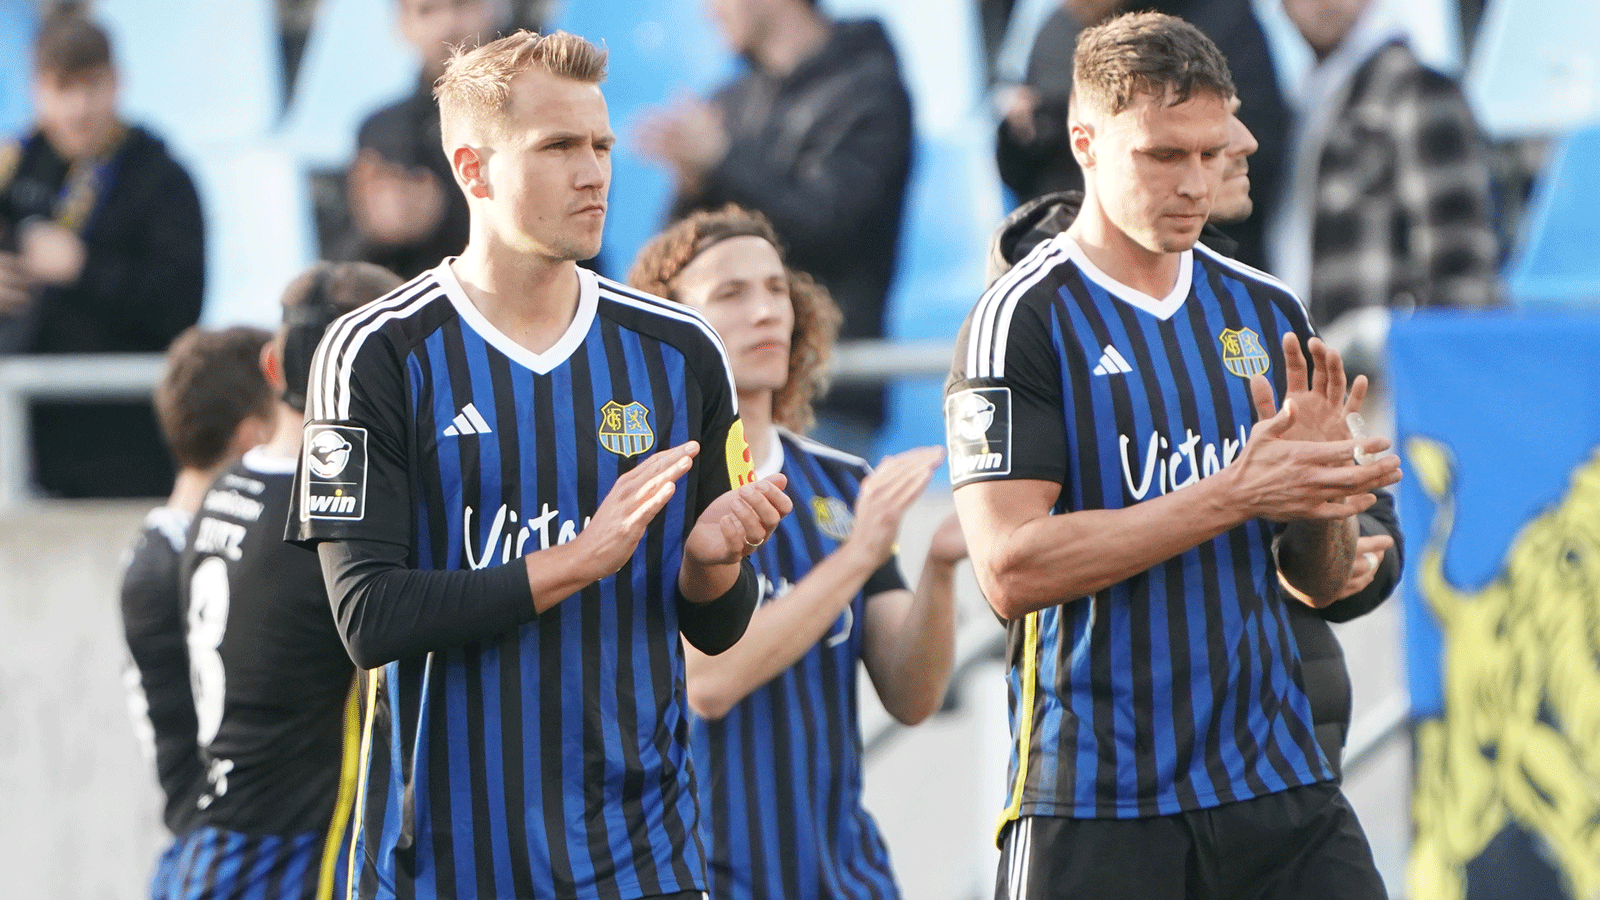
top-left (188, 556), bottom-right (230, 748)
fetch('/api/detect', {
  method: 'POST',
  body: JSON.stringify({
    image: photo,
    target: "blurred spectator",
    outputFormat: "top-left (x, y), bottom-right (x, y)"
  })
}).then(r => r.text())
top-left (0, 4), bottom-right (205, 497)
top-left (332, 0), bottom-right (510, 280)
top-left (993, 0), bottom-right (1124, 204)
top-left (638, 0), bottom-right (913, 456)
top-left (1270, 0), bottom-right (1500, 377)
top-left (1143, 0), bottom-right (1289, 270)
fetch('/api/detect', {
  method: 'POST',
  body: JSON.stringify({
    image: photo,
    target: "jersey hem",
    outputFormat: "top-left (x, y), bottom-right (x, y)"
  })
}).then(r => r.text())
top-left (1013, 773), bottom-right (1337, 820)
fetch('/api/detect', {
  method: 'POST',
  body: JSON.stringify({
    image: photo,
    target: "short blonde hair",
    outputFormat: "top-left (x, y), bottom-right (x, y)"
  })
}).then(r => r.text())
top-left (434, 30), bottom-right (607, 148)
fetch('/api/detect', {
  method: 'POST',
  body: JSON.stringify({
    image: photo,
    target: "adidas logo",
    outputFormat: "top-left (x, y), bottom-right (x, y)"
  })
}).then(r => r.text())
top-left (442, 403), bottom-right (492, 437)
top-left (1092, 345), bottom-right (1133, 376)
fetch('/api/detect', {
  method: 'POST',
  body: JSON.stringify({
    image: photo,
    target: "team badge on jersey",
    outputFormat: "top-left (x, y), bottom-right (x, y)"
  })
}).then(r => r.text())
top-left (301, 424), bottom-right (366, 520)
top-left (945, 387), bottom-right (1012, 484)
top-left (1218, 327), bottom-right (1271, 378)
top-left (811, 496), bottom-right (854, 541)
top-left (599, 400), bottom-right (654, 457)
top-left (726, 419), bottom-right (756, 487)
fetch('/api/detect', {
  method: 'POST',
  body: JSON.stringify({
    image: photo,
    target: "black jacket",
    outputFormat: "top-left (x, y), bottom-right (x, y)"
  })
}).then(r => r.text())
top-left (673, 19), bottom-right (914, 426)
top-left (2, 124), bottom-right (204, 354)
top-left (1, 124), bottom-right (205, 497)
top-left (984, 191), bottom-right (1405, 775)
top-left (336, 78), bottom-right (471, 281)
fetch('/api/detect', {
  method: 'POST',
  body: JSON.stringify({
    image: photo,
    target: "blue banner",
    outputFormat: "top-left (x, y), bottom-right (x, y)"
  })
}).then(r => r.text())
top-left (1393, 310), bottom-right (1600, 900)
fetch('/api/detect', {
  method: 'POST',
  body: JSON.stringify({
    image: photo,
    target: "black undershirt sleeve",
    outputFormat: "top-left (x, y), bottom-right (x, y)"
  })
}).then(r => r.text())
top-left (318, 537), bottom-right (535, 669)
top-left (677, 559), bottom-right (758, 656)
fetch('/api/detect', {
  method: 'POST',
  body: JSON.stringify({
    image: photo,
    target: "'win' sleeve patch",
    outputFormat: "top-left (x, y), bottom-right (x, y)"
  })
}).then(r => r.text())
top-left (301, 424), bottom-right (368, 521)
top-left (945, 387), bottom-right (1012, 485)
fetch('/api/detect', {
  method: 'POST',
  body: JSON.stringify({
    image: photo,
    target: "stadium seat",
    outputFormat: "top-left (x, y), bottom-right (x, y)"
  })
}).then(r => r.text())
top-left (1464, 0), bottom-right (1600, 139)
top-left (0, 0), bottom-right (36, 137)
top-left (97, 0), bottom-right (282, 149)
top-left (834, 0), bottom-right (1001, 455)
top-left (1503, 124), bottom-right (1600, 307)
top-left (190, 147), bottom-right (317, 328)
top-left (275, 0), bottom-right (417, 170)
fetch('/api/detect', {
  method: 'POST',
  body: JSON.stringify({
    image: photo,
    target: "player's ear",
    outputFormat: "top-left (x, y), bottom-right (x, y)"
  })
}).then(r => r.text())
top-left (1070, 119), bottom-right (1096, 169)
top-left (453, 144), bottom-right (491, 199)
top-left (260, 333), bottom-right (286, 392)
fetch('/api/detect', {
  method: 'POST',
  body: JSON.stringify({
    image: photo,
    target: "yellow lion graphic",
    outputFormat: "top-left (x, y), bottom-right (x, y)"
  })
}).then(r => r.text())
top-left (1407, 437), bottom-right (1600, 900)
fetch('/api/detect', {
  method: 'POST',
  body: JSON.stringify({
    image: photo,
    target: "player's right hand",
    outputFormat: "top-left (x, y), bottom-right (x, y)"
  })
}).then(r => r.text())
top-left (577, 441), bottom-right (699, 579)
top-left (842, 446), bottom-right (945, 568)
top-left (1227, 397), bottom-right (1401, 522)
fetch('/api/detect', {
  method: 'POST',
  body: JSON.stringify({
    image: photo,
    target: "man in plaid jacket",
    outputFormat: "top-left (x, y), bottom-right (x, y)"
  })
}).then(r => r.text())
top-left (1271, 0), bottom-right (1501, 352)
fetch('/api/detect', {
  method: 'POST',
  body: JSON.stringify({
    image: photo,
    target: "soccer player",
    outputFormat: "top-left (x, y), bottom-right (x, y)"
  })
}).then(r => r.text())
top-left (289, 31), bottom-right (791, 900)
top-left (166, 262), bottom-right (402, 900)
top-left (629, 205), bottom-right (967, 900)
top-left (944, 12), bottom-right (1402, 900)
top-left (120, 326), bottom-right (274, 898)
top-left (981, 97), bottom-right (1407, 777)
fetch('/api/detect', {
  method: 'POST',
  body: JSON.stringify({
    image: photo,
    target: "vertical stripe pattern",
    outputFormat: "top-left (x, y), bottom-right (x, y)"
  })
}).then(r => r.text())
top-left (321, 268), bottom-right (727, 899)
top-left (957, 237), bottom-right (1332, 824)
top-left (692, 432), bottom-right (900, 900)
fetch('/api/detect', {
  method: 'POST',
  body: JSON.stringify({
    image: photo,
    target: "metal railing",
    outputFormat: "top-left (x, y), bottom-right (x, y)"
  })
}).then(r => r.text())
top-left (0, 353), bottom-right (170, 508)
top-left (0, 340), bottom-right (959, 509)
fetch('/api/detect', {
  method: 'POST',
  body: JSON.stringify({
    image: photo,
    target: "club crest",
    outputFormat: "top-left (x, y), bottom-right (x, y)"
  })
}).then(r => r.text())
top-left (811, 496), bottom-right (854, 542)
top-left (1218, 327), bottom-right (1271, 378)
top-left (598, 400), bottom-right (654, 457)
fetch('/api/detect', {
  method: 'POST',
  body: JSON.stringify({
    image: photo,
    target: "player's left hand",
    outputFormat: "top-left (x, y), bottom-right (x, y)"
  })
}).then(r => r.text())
top-left (1250, 334), bottom-right (1366, 445)
top-left (1334, 533), bottom-right (1395, 600)
top-left (685, 474), bottom-right (793, 566)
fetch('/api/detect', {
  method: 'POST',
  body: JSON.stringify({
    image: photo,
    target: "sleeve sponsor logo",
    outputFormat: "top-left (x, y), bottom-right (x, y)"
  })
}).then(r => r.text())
top-left (945, 387), bottom-right (1012, 482)
top-left (301, 424), bottom-right (367, 521)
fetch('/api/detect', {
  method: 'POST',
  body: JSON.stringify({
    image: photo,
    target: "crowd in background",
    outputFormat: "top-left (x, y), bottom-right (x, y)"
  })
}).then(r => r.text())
top-left (0, 0), bottom-right (1520, 496)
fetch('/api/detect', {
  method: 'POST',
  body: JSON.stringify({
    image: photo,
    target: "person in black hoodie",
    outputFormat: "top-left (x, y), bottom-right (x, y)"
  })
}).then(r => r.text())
top-left (0, 6), bottom-right (205, 497)
top-left (639, 0), bottom-right (914, 455)
top-left (983, 101), bottom-right (1403, 778)
top-left (334, 0), bottom-right (510, 280)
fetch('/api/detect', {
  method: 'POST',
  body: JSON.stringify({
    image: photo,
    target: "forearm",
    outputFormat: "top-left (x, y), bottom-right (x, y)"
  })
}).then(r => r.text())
top-left (1275, 515), bottom-right (1359, 607)
top-left (319, 539), bottom-right (544, 668)
top-left (678, 555), bottom-right (741, 604)
top-left (869, 556), bottom-right (959, 725)
top-left (975, 477), bottom-right (1245, 619)
top-left (684, 543), bottom-right (879, 719)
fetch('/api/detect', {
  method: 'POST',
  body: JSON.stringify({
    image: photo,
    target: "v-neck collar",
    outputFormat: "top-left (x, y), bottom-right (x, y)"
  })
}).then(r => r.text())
top-left (434, 259), bottom-right (599, 374)
top-left (1058, 234), bottom-right (1193, 321)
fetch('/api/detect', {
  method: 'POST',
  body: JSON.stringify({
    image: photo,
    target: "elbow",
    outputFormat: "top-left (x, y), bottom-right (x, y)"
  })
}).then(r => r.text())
top-left (341, 631), bottom-right (395, 671)
top-left (981, 565), bottom-right (1039, 622)
top-left (884, 688), bottom-right (945, 727)
top-left (684, 680), bottom-right (736, 721)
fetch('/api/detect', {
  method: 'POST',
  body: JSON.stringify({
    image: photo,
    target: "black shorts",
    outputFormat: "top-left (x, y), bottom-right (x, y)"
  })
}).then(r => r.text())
top-left (995, 782), bottom-right (1386, 900)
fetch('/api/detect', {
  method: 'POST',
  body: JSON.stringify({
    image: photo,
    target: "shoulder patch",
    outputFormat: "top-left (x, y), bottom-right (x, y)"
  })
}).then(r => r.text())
top-left (945, 387), bottom-right (1013, 483)
top-left (300, 424), bottom-right (367, 521)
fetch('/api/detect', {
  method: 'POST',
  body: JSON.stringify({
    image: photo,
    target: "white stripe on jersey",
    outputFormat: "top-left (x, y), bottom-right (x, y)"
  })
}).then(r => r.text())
top-left (598, 276), bottom-right (742, 415)
top-left (784, 429), bottom-right (869, 470)
top-left (1193, 241), bottom-right (1313, 325)
top-left (312, 275), bottom-right (440, 420)
top-left (968, 237), bottom-right (1072, 380)
top-left (309, 270), bottom-right (434, 418)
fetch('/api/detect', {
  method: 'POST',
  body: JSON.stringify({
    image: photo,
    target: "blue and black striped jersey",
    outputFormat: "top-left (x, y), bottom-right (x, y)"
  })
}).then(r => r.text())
top-left (692, 430), bottom-right (905, 900)
top-left (945, 235), bottom-right (1332, 824)
top-left (289, 262), bottom-right (752, 900)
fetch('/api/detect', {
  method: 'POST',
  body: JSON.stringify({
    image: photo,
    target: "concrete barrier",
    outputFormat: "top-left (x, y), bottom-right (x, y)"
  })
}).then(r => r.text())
top-left (0, 500), bottom-right (168, 899)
